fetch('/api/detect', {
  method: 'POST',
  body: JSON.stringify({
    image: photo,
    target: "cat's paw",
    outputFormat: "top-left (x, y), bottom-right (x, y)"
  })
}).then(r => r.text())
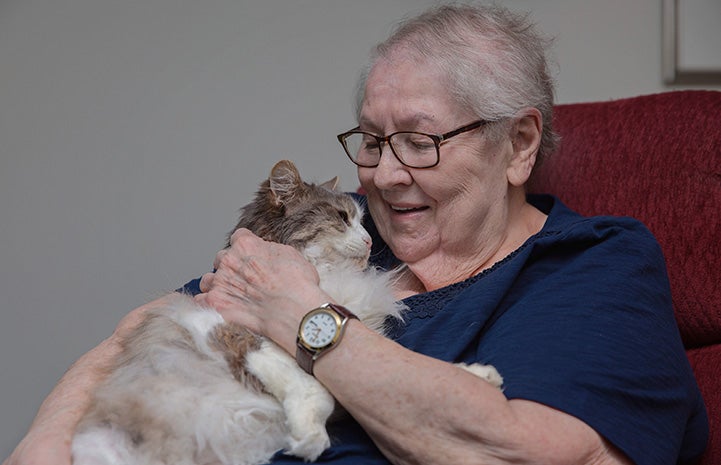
top-left (457, 362), bottom-right (504, 389)
top-left (285, 426), bottom-right (331, 462)
top-left (282, 377), bottom-right (335, 461)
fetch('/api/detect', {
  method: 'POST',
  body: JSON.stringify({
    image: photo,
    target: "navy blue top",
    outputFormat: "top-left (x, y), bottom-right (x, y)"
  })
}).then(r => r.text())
top-left (181, 194), bottom-right (708, 465)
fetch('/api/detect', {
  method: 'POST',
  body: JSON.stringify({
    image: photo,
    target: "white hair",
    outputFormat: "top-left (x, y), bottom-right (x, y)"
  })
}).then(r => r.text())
top-left (355, 3), bottom-right (558, 164)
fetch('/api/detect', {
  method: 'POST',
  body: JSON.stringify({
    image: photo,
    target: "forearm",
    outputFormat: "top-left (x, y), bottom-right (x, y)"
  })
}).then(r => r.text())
top-left (3, 336), bottom-right (122, 465)
top-left (3, 294), bottom-right (173, 465)
top-left (313, 321), bottom-right (623, 465)
top-left (313, 322), bottom-right (507, 464)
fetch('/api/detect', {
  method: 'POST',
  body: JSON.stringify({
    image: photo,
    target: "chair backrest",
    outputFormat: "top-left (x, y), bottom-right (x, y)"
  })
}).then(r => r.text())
top-left (527, 90), bottom-right (721, 348)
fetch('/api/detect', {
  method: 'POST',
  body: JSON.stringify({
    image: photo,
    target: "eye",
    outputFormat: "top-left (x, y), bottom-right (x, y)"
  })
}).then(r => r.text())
top-left (361, 142), bottom-right (380, 152)
top-left (407, 133), bottom-right (436, 152)
top-left (360, 134), bottom-right (380, 152)
top-left (338, 210), bottom-right (350, 225)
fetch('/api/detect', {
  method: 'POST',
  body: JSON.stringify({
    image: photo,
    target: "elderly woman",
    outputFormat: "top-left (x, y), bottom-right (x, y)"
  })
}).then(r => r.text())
top-left (5, 4), bottom-right (707, 465)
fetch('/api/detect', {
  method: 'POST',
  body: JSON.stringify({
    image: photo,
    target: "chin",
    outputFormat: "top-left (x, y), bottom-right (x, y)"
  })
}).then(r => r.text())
top-left (387, 243), bottom-right (420, 265)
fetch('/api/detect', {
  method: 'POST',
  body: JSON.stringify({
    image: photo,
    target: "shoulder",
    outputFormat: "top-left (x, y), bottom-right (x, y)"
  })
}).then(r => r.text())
top-left (474, 199), bottom-right (704, 465)
top-left (528, 194), bottom-right (666, 273)
top-left (532, 194), bottom-right (657, 243)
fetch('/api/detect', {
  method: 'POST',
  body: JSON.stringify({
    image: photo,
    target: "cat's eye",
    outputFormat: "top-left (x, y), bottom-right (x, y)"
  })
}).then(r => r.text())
top-left (338, 210), bottom-right (350, 225)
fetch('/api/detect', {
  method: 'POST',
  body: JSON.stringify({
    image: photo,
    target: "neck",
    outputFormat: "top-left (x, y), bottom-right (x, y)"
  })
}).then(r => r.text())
top-left (396, 193), bottom-right (547, 296)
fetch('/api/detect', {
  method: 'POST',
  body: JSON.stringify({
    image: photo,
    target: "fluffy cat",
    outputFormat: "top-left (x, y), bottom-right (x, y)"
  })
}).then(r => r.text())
top-left (71, 160), bottom-right (501, 465)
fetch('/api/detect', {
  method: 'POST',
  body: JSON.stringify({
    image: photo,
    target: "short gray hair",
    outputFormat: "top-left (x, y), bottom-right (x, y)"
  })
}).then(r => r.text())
top-left (355, 3), bottom-right (558, 163)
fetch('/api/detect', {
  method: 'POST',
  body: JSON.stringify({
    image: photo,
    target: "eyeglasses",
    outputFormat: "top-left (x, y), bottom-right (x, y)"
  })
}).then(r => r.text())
top-left (336, 119), bottom-right (490, 169)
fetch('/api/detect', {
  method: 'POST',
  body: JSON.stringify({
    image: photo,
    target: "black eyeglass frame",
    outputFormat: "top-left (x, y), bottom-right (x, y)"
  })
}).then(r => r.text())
top-left (336, 119), bottom-right (491, 169)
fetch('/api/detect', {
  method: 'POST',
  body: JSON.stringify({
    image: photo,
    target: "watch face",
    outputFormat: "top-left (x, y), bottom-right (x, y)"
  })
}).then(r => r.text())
top-left (301, 311), bottom-right (340, 349)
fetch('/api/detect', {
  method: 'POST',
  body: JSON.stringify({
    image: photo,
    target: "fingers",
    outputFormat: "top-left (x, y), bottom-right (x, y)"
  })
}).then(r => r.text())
top-left (197, 245), bottom-right (265, 312)
top-left (198, 271), bottom-right (214, 293)
top-left (213, 228), bottom-right (266, 270)
top-left (197, 227), bottom-right (317, 310)
top-left (228, 227), bottom-right (257, 245)
top-left (199, 229), bottom-right (260, 304)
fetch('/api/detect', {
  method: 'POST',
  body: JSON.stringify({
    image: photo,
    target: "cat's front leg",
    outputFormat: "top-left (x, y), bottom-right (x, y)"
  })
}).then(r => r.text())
top-left (456, 362), bottom-right (504, 389)
top-left (246, 340), bottom-right (334, 461)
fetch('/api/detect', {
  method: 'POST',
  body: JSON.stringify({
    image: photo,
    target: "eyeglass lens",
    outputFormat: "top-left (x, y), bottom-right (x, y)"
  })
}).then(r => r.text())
top-left (344, 132), bottom-right (438, 168)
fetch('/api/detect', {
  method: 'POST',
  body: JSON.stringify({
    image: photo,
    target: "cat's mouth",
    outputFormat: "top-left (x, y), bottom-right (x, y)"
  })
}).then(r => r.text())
top-left (343, 244), bottom-right (372, 269)
top-left (354, 257), bottom-right (371, 269)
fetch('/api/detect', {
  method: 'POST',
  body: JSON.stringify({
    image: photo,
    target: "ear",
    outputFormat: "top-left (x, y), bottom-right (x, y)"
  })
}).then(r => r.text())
top-left (507, 108), bottom-right (542, 187)
top-left (269, 160), bottom-right (304, 206)
top-left (319, 176), bottom-right (340, 191)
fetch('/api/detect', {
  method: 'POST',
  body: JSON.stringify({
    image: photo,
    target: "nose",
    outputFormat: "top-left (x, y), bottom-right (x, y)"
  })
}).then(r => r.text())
top-left (372, 144), bottom-right (412, 189)
top-left (363, 231), bottom-right (372, 250)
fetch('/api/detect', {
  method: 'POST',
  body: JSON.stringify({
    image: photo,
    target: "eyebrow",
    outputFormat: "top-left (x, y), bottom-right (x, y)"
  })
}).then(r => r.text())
top-left (358, 113), bottom-right (438, 134)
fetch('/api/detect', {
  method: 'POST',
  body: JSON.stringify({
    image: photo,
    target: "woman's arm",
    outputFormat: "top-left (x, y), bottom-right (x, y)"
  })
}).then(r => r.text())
top-left (3, 294), bottom-right (177, 465)
top-left (197, 229), bottom-right (632, 465)
top-left (3, 339), bottom-right (121, 465)
top-left (313, 322), bottom-right (631, 465)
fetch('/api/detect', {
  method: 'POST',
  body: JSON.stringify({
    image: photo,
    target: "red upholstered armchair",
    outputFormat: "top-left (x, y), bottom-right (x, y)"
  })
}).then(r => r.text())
top-left (527, 90), bottom-right (721, 464)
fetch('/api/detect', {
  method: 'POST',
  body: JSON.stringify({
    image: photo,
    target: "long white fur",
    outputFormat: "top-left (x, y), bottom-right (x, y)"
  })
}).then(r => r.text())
top-left (73, 298), bottom-right (290, 465)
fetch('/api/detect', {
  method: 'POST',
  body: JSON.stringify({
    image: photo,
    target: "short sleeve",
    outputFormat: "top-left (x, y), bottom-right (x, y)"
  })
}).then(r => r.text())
top-left (477, 217), bottom-right (707, 464)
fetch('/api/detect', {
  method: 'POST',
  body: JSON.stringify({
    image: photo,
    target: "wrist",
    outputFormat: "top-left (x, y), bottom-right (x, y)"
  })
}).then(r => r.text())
top-left (271, 289), bottom-right (332, 354)
top-left (295, 303), bottom-right (358, 375)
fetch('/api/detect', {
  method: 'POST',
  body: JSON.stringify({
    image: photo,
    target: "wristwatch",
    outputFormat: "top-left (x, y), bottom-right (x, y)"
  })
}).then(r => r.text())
top-left (296, 303), bottom-right (358, 375)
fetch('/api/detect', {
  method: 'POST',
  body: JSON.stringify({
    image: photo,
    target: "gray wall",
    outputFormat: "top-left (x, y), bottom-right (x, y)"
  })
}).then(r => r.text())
top-left (1, 0), bottom-right (718, 457)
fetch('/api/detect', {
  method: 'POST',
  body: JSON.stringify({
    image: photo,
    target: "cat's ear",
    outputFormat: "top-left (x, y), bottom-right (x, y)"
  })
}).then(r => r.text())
top-left (269, 160), bottom-right (303, 206)
top-left (319, 176), bottom-right (339, 191)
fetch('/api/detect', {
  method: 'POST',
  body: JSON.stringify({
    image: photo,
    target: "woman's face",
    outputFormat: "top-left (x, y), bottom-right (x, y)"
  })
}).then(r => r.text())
top-left (358, 56), bottom-right (514, 267)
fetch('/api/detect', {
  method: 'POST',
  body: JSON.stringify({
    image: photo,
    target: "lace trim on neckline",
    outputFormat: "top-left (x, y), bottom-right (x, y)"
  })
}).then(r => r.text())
top-left (397, 229), bottom-right (557, 319)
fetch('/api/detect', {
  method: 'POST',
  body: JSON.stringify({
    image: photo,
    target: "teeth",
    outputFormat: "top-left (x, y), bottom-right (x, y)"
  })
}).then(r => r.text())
top-left (391, 205), bottom-right (422, 212)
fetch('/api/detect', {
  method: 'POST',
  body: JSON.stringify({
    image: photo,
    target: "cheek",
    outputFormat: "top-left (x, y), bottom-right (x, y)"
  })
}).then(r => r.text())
top-left (415, 168), bottom-right (497, 228)
top-left (437, 149), bottom-right (507, 200)
top-left (413, 170), bottom-right (467, 206)
top-left (357, 168), bottom-right (385, 219)
top-left (357, 168), bottom-right (374, 193)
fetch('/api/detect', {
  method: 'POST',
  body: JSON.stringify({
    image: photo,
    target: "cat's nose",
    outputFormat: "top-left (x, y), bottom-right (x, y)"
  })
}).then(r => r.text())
top-left (363, 235), bottom-right (372, 250)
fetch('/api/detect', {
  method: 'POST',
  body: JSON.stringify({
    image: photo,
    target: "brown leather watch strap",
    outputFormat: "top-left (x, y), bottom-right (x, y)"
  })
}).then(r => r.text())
top-left (296, 303), bottom-right (357, 375)
top-left (296, 344), bottom-right (315, 375)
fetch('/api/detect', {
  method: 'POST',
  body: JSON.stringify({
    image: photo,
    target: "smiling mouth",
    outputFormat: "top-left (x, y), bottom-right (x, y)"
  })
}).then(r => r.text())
top-left (390, 205), bottom-right (429, 213)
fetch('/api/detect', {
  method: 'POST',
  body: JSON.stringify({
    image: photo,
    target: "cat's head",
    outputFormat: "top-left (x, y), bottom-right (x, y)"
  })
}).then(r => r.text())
top-left (231, 160), bottom-right (372, 270)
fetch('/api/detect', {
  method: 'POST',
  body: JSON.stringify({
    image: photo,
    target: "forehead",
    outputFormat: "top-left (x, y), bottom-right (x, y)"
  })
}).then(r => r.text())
top-left (360, 56), bottom-right (458, 131)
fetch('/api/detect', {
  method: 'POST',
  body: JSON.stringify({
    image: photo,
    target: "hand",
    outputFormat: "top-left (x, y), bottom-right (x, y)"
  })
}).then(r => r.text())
top-left (195, 228), bottom-right (330, 353)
